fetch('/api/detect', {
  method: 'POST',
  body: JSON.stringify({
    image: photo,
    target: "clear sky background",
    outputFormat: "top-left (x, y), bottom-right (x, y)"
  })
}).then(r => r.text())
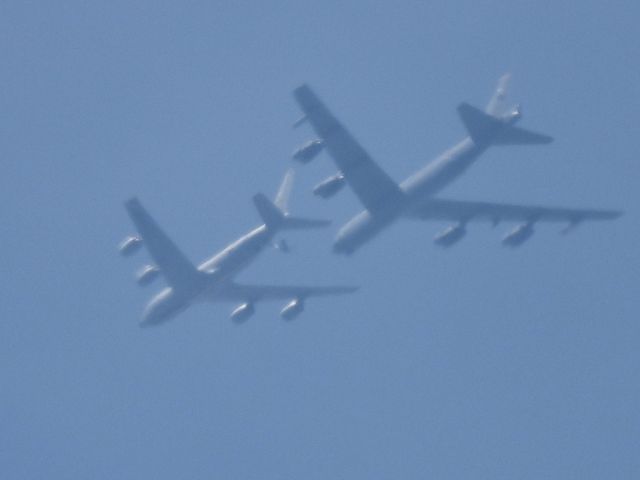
top-left (2, 1), bottom-right (638, 479)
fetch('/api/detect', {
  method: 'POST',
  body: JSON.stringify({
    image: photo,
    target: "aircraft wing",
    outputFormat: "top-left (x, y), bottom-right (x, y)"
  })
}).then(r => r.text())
top-left (218, 281), bottom-right (358, 302)
top-left (293, 85), bottom-right (404, 212)
top-left (125, 198), bottom-right (201, 292)
top-left (406, 197), bottom-right (623, 224)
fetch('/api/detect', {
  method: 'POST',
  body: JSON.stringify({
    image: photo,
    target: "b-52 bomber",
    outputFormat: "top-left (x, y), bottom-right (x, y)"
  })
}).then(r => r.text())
top-left (292, 75), bottom-right (622, 254)
top-left (119, 171), bottom-right (357, 327)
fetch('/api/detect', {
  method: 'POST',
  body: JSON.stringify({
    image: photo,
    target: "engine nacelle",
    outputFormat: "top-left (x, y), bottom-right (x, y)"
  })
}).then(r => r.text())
top-left (119, 235), bottom-right (142, 256)
top-left (230, 302), bottom-right (255, 324)
top-left (136, 265), bottom-right (160, 286)
top-left (274, 239), bottom-right (291, 253)
top-left (292, 139), bottom-right (324, 164)
top-left (502, 222), bottom-right (534, 247)
top-left (313, 172), bottom-right (346, 199)
top-left (280, 298), bottom-right (304, 321)
top-left (434, 224), bottom-right (467, 247)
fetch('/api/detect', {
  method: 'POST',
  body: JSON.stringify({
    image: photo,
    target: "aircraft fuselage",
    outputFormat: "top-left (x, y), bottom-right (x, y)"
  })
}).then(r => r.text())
top-left (198, 224), bottom-right (274, 277)
top-left (333, 136), bottom-right (487, 254)
top-left (141, 224), bottom-right (276, 326)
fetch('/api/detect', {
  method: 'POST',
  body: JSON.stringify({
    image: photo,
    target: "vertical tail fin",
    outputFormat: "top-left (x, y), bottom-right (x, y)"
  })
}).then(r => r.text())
top-left (253, 193), bottom-right (286, 229)
top-left (274, 169), bottom-right (294, 213)
top-left (253, 170), bottom-right (331, 231)
top-left (485, 73), bottom-right (512, 117)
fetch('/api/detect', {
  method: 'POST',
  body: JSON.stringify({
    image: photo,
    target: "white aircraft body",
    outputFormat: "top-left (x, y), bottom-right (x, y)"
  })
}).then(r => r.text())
top-left (292, 75), bottom-right (622, 254)
top-left (120, 171), bottom-right (357, 327)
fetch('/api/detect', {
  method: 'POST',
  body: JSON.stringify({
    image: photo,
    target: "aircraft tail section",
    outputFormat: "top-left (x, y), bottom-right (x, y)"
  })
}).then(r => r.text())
top-left (281, 216), bottom-right (331, 229)
top-left (458, 73), bottom-right (553, 146)
top-left (253, 193), bottom-right (286, 229)
top-left (253, 193), bottom-right (330, 231)
top-left (492, 124), bottom-right (554, 145)
top-left (274, 169), bottom-right (294, 212)
top-left (485, 73), bottom-right (513, 117)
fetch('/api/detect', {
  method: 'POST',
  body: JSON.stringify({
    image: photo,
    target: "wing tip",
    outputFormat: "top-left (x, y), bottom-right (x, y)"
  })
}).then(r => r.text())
top-left (293, 83), bottom-right (311, 95)
top-left (124, 197), bottom-right (143, 215)
top-left (456, 101), bottom-right (472, 113)
top-left (293, 84), bottom-right (319, 109)
top-left (252, 192), bottom-right (270, 204)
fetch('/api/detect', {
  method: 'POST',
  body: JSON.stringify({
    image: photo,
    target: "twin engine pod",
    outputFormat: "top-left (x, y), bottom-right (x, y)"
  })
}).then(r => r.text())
top-left (432, 221), bottom-right (536, 248)
top-left (119, 235), bottom-right (142, 256)
top-left (292, 139), bottom-right (324, 163)
top-left (229, 299), bottom-right (305, 323)
top-left (136, 265), bottom-right (160, 286)
top-left (502, 222), bottom-right (535, 247)
top-left (313, 172), bottom-right (346, 199)
top-left (230, 302), bottom-right (255, 324)
top-left (120, 236), bottom-right (162, 286)
top-left (280, 298), bottom-right (304, 321)
top-left (434, 224), bottom-right (467, 247)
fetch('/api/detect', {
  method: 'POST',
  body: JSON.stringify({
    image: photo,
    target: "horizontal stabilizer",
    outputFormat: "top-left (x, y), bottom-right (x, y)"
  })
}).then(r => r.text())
top-left (458, 102), bottom-right (553, 146)
top-left (254, 184), bottom-right (331, 231)
top-left (282, 216), bottom-right (331, 230)
top-left (457, 102), bottom-right (502, 143)
top-left (493, 125), bottom-right (553, 145)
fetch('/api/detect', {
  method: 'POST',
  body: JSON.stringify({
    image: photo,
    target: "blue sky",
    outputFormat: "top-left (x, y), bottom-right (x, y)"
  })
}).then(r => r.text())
top-left (2, 1), bottom-right (638, 479)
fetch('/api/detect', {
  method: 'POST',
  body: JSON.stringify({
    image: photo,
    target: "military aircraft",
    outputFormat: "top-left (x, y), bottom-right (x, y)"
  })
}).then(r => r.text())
top-left (292, 75), bottom-right (622, 254)
top-left (119, 170), bottom-right (357, 327)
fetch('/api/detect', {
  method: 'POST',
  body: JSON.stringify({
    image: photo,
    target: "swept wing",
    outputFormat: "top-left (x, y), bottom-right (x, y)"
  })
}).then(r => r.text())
top-left (124, 198), bottom-right (201, 292)
top-left (407, 197), bottom-right (623, 224)
top-left (293, 85), bottom-right (404, 212)
top-left (218, 282), bottom-right (358, 302)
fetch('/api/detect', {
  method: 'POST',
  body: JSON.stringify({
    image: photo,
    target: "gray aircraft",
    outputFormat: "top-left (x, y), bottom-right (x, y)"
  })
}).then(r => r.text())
top-left (292, 75), bottom-right (622, 254)
top-left (119, 170), bottom-right (357, 327)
